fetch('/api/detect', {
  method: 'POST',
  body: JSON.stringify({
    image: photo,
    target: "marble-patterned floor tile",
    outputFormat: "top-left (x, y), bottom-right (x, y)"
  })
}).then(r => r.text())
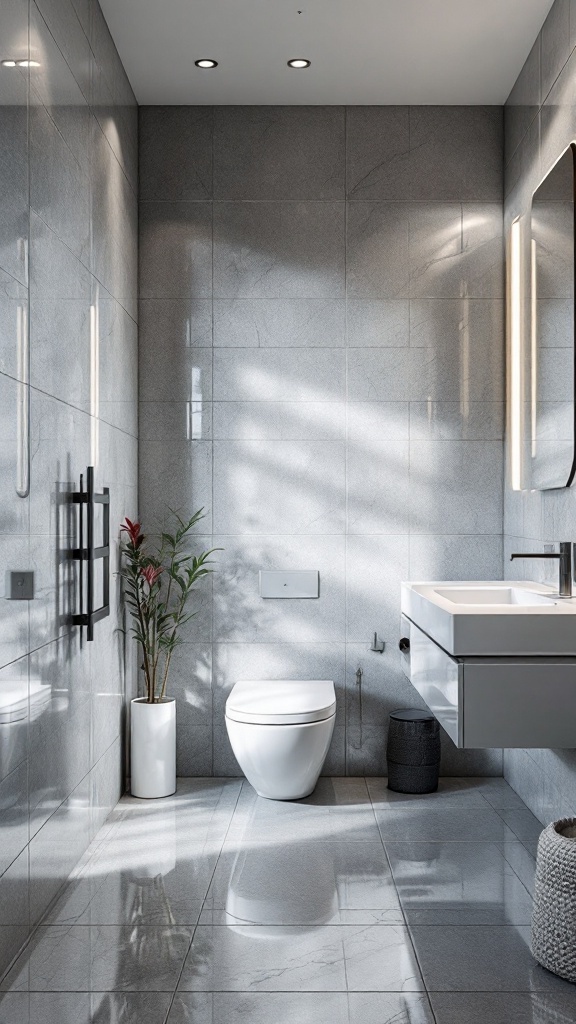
top-left (494, 808), bottom-right (544, 841)
top-left (0, 991), bottom-right (173, 1024)
top-left (462, 777), bottom-right (529, 810)
top-left (367, 777), bottom-right (489, 808)
top-left (178, 924), bottom-right (423, 992)
top-left (226, 778), bottom-right (381, 843)
top-left (429, 990), bottom-right (576, 1023)
top-left (386, 842), bottom-right (534, 925)
top-left (375, 808), bottom-right (517, 843)
top-left (44, 838), bottom-right (218, 925)
top-left (409, 925), bottom-right (573, 992)
top-left (102, 779), bottom-right (241, 845)
top-left (168, 991), bottom-right (435, 1023)
top-left (203, 841), bottom-right (402, 925)
top-left (1, 925), bottom-right (192, 992)
top-left (498, 842), bottom-right (537, 897)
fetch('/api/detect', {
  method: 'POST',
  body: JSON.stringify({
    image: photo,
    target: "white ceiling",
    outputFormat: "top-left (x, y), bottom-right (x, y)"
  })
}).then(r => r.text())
top-left (100, 0), bottom-right (555, 106)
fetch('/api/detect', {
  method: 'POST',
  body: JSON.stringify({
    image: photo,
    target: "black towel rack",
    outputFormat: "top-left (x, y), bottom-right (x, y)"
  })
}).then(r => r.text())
top-left (71, 466), bottom-right (110, 641)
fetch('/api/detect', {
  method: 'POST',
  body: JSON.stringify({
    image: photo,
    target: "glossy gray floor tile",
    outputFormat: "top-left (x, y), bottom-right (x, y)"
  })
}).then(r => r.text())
top-left (103, 778), bottom-right (242, 844)
top-left (375, 807), bottom-right (517, 842)
top-left (44, 838), bottom-right (219, 926)
top-left (4, 776), bottom-right (576, 1024)
top-left (226, 778), bottom-right (381, 843)
top-left (409, 925), bottom-right (575, 993)
top-left (367, 777), bottom-right (489, 808)
top-left (430, 990), bottom-right (576, 1023)
top-left (178, 924), bottom-right (424, 992)
top-left (0, 925), bottom-right (193, 992)
top-left (0, 991), bottom-right (173, 1024)
top-left (386, 842), bottom-right (534, 925)
top-left (168, 991), bottom-right (435, 1023)
top-left (202, 841), bottom-right (402, 924)
top-left (494, 808), bottom-right (544, 841)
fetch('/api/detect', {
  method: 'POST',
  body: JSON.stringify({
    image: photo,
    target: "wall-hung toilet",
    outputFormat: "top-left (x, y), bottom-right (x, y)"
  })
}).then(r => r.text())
top-left (225, 679), bottom-right (336, 800)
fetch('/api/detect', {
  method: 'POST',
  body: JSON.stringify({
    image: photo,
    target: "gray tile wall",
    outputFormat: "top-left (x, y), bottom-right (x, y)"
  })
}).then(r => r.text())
top-left (0, 0), bottom-right (137, 976)
top-left (504, 0), bottom-right (576, 824)
top-left (139, 104), bottom-right (505, 780)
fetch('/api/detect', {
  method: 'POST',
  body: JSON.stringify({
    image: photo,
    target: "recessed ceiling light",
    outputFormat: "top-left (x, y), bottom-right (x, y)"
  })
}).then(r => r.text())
top-left (1, 60), bottom-right (17, 67)
top-left (287, 58), bottom-right (311, 68)
top-left (195, 59), bottom-right (218, 69)
top-left (18, 60), bottom-right (40, 67)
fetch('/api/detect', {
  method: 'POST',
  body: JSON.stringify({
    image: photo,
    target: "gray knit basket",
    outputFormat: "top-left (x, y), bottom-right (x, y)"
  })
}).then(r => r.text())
top-left (531, 817), bottom-right (576, 983)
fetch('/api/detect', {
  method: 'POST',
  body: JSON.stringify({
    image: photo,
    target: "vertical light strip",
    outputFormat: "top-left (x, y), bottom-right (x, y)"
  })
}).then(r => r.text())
top-left (530, 238), bottom-right (537, 458)
top-left (459, 296), bottom-right (470, 422)
top-left (510, 217), bottom-right (523, 490)
top-left (16, 301), bottom-right (29, 497)
top-left (90, 300), bottom-right (100, 467)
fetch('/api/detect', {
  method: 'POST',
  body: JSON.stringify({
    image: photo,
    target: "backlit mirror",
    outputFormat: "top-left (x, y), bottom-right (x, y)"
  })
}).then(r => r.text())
top-left (530, 144), bottom-right (576, 490)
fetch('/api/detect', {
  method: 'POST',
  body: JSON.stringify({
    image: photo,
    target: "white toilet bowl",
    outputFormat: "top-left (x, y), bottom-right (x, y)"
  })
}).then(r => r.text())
top-left (225, 679), bottom-right (336, 800)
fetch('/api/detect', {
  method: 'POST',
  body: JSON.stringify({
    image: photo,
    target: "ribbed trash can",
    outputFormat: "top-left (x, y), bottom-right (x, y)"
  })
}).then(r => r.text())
top-left (387, 708), bottom-right (441, 794)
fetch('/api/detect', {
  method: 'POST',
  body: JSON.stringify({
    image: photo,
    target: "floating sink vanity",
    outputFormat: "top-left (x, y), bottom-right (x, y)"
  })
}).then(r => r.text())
top-left (400, 581), bottom-right (576, 749)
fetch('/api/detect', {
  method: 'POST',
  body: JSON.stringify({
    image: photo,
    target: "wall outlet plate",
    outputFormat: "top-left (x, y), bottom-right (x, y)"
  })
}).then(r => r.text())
top-left (259, 570), bottom-right (319, 599)
top-left (6, 571), bottom-right (34, 600)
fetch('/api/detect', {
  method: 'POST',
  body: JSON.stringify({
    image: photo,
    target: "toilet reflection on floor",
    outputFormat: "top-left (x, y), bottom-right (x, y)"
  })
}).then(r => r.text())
top-left (224, 844), bottom-right (339, 933)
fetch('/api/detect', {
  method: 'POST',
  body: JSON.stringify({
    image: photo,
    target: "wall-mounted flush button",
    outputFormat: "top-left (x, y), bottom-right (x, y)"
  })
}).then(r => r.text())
top-left (259, 570), bottom-right (319, 598)
top-left (6, 571), bottom-right (34, 600)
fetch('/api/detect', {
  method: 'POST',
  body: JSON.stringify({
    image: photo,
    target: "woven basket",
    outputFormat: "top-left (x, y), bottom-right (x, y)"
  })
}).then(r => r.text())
top-left (531, 817), bottom-right (576, 983)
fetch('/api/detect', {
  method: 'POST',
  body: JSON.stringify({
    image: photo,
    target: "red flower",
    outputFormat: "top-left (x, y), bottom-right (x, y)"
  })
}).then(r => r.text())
top-left (121, 518), bottom-right (143, 546)
top-left (140, 564), bottom-right (163, 587)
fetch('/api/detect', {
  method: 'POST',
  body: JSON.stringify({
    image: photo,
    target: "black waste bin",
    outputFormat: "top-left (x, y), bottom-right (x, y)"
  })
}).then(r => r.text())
top-left (387, 708), bottom-right (440, 794)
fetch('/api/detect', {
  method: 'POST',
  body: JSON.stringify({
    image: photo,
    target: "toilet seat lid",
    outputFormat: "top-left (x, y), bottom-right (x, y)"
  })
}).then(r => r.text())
top-left (225, 680), bottom-right (336, 725)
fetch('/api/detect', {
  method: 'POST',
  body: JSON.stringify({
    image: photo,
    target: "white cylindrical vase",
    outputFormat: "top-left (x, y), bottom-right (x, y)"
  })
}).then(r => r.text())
top-left (131, 697), bottom-right (176, 799)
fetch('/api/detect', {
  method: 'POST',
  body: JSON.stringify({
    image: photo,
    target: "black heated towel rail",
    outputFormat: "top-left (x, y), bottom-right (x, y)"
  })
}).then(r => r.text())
top-left (71, 466), bottom-right (110, 640)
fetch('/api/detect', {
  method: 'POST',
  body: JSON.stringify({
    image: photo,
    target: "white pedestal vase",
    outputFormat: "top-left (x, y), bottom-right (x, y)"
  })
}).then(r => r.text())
top-left (531, 817), bottom-right (576, 982)
top-left (130, 697), bottom-right (176, 799)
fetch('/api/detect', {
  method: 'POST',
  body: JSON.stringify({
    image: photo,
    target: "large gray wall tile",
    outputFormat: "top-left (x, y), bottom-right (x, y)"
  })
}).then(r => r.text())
top-left (211, 538), bottom-right (346, 643)
top-left (346, 107), bottom-right (410, 199)
top-left (139, 103), bottom-right (505, 782)
top-left (503, 0), bottom-right (576, 819)
top-left (346, 536), bottom-right (409, 640)
top-left (410, 441), bottom-right (503, 535)
top-left (214, 106), bottom-right (345, 199)
top-left (346, 202), bottom-right (410, 297)
top-left (409, 107), bottom-right (503, 201)
top-left (213, 298), bottom-right (346, 347)
top-left (140, 106), bottom-right (213, 200)
top-left (213, 401), bottom-right (345, 441)
top-left (140, 201), bottom-right (212, 298)
top-left (213, 348), bottom-right (346, 402)
top-left (409, 203), bottom-right (504, 299)
top-left (505, 38), bottom-right (541, 164)
top-left (0, 0), bottom-right (137, 961)
top-left (347, 300), bottom-right (409, 347)
top-left (214, 201), bottom-right (345, 298)
top-left (541, 0), bottom-right (571, 100)
top-left (213, 440), bottom-right (346, 535)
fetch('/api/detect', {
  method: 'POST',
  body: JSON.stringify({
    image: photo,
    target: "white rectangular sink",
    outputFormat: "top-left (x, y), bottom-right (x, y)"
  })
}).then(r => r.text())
top-left (401, 580), bottom-right (576, 656)
top-left (433, 586), bottom-right (555, 607)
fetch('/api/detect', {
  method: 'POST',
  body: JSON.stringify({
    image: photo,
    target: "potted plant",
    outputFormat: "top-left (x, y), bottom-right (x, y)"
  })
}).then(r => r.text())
top-left (120, 510), bottom-right (216, 799)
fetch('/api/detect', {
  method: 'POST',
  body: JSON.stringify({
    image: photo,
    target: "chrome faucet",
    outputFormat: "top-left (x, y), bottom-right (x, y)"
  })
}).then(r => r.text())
top-left (510, 542), bottom-right (574, 598)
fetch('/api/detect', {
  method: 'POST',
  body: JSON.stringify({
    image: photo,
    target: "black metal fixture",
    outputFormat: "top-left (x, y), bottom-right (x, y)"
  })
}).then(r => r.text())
top-left (195, 59), bottom-right (218, 68)
top-left (71, 466), bottom-right (110, 641)
top-left (287, 58), bottom-right (311, 68)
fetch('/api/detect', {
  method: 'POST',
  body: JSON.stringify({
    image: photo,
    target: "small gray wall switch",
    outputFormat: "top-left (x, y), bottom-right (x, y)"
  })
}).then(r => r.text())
top-left (6, 571), bottom-right (34, 600)
top-left (259, 570), bottom-right (319, 598)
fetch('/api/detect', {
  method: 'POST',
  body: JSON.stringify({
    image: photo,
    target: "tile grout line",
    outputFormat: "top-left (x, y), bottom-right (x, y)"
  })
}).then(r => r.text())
top-left (367, 776), bottom-right (438, 1020)
top-left (161, 777), bottom-right (243, 1021)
